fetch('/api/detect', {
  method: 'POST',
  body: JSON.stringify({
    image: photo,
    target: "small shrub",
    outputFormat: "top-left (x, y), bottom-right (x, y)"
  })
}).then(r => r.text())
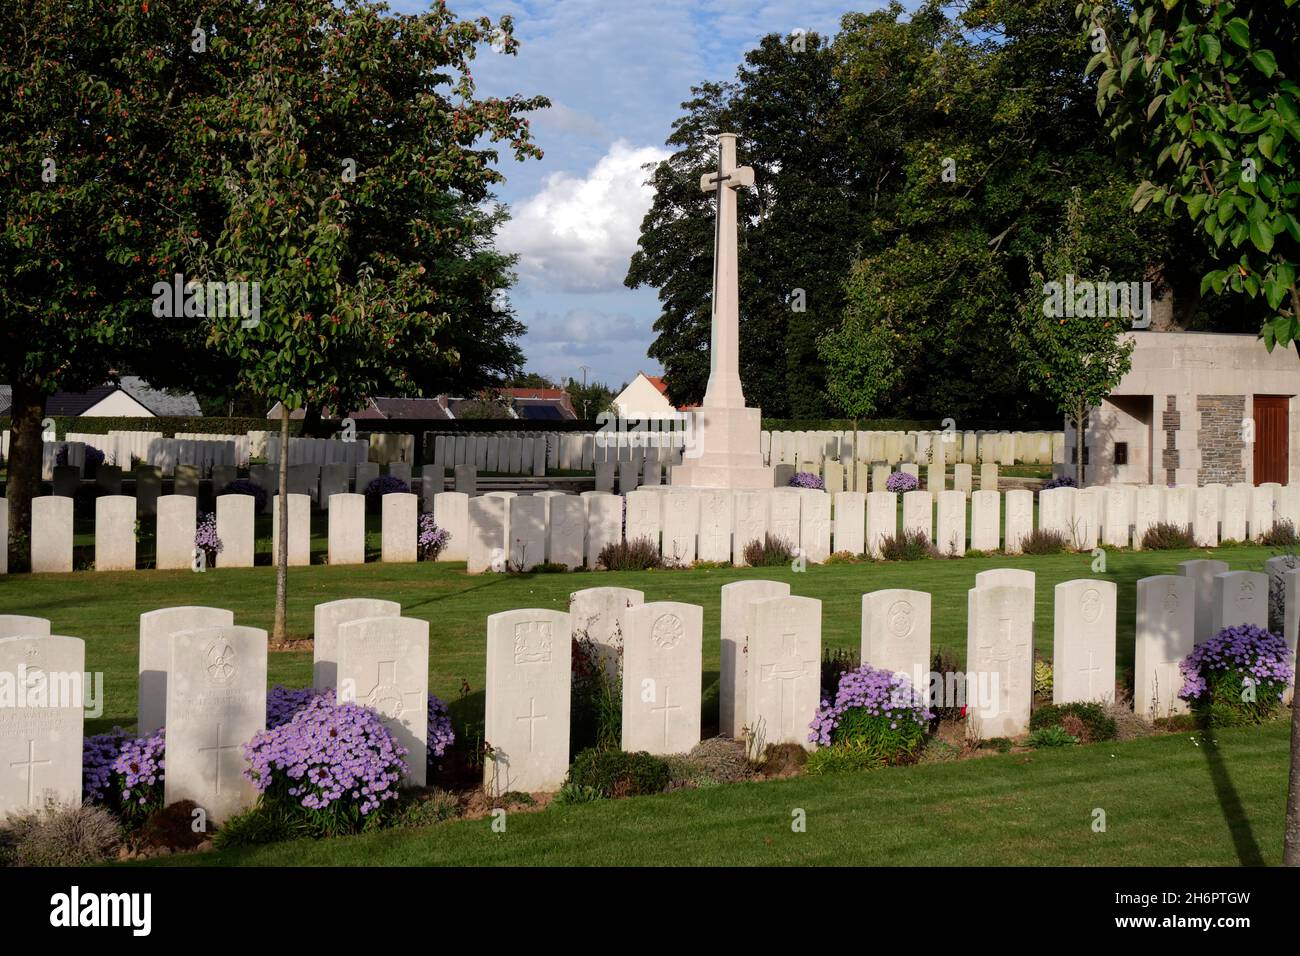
top-left (1261, 519), bottom-right (1300, 548)
top-left (788, 471), bottom-right (825, 490)
top-left (1033, 659), bottom-right (1054, 699)
top-left (919, 737), bottom-right (961, 763)
top-left (743, 533), bottom-right (793, 567)
top-left (532, 561), bottom-right (571, 573)
top-left (598, 537), bottom-right (662, 571)
top-left (929, 647), bottom-right (964, 721)
top-left (808, 664), bottom-right (932, 771)
top-left (1030, 702), bottom-right (1117, 743)
top-left (138, 800), bottom-right (209, 851)
top-left (758, 742), bottom-right (808, 775)
top-left (243, 696), bottom-right (408, 836)
top-left (1042, 475), bottom-right (1076, 490)
top-left (1141, 521), bottom-right (1196, 550)
top-left (417, 513), bottom-right (450, 561)
top-left (554, 783), bottom-right (603, 805)
top-left (666, 738), bottom-right (751, 789)
top-left (879, 528), bottom-right (935, 561)
top-left (825, 550), bottom-right (862, 564)
top-left (3, 805), bottom-right (122, 866)
top-left (982, 737), bottom-right (1014, 753)
top-left (885, 471), bottom-right (918, 493)
top-left (1179, 624), bottom-right (1294, 726)
top-left (212, 805), bottom-right (300, 849)
top-left (1103, 692), bottom-right (1154, 741)
top-left (1026, 726), bottom-right (1078, 748)
top-left (392, 790), bottom-right (461, 828)
top-left (566, 749), bottom-right (671, 798)
top-left (194, 512), bottom-right (223, 565)
top-left (500, 790), bottom-right (536, 807)
top-left (1020, 527), bottom-right (1068, 555)
top-left (219, 478), bottom-right (268, 513)
top-left (364, 475), bottom-right (411, 511)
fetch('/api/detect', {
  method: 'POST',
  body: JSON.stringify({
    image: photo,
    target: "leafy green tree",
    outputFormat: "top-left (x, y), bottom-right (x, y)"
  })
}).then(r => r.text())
top-left (192, 1), bottom-right (546, 639)
top-left (1083, 0), bottom-right (1300, 351)
top-left (818, 323), bottom-right (903, 488)
top-left (1014, 190), bottom-right (1134, 486)
top-left (0, 0), bottom-right (233, 569)
top-left (1083, 0), bottom-right (1300, 866)
top-left (564, 377), bottom-right (618, 420)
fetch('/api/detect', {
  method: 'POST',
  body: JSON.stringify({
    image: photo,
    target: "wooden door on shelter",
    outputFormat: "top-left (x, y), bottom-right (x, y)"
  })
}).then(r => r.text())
top-left (1253, 395), bottom-right (1290, 485)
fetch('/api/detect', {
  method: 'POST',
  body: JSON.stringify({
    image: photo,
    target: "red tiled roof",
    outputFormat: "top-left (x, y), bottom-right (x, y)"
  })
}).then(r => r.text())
top-left (644, 375), bottom-right (669, 396)
top-left (501, 387), bottom-right (568, 401)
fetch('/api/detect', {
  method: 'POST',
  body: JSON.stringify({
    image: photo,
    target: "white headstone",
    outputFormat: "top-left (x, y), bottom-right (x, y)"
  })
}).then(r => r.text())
top-left (163, 625), bottom-right (265, 823)
top-left (468, 495), bottom-right (506, 574)
top-left (731, 491), bottom-right (769, 564)
top-left (312, 598), bottom-right (401, 689)
top-left (94, 495), bottom-right (136, 571)
top-left (1178, 559), bottom-right (1230, 644)
top-left (661, 491), bottom-right (700, 566)
top-left (327, 493), bottom-right (365, 566)
top-left (621, 602), bottom-right (703, 754)
top-left (31, 496), bottom-right (73, 573)
top-left (969, 490), bottom-right (1000, 552)
top-left (337, 616), bottom-right (429, 786)
top-left (570, 586), bottom-right (643, 677)
top-left (1037, 486), bottom-right (1074, 538)
top-left (833, 492), bottom-right (865, 555)
top-left (0, 635), bottom-right (84, 816)
top-left (1072, 487), bottom-right (1101, 550)
top-left (798, 492), bottom-right (831, 563)
top-left (624, 489), bottom-right (662, 549)
top-left (861, 589), bottom-right (931, 685)
top-left (508, 496), bottom-right (546, 570)
top-left (719, 580), bottom-right (790, 738)
top-left (1003, 489), bottom-right (1033, 554)
top-left (1132, 485), bottom-right (1161, 549)
top-left (573, 492), bottom-right (613, 568)
top-left (137, 606), bottom-right (235, 735)
top-left (215, 493), bottom-right (255, 568)
top-left (484, 608), bottom-right (572, 792)
top-left (380, 492), bottom-right (418, 563)
top-left (967, 583), bottom-right (1033, 738)
top-left (697, 490), bottom-right (734, 562)
top-left (272, 493), bottom-right (311, 567)
top-left (1102, 487), bottom-right (1130, 548)
top-left (902, 490), bottom-right (932, 542)
top-left (432, 491), bottom-right (469, 562)
top-left (1192, 485), bottom-right (1220, 547)
top-left (1134, 575), bottom-right (1194, 718)
top-left (745, 595), bottom-right (821, 749)
top-left (936, 490), bottom-right (966, 556)
top-left (864, 490), bottom-right (895, 557)
top-left (0, 616), bottom-right (50, 639)
top-left (1250, 484), bottom-right (1276, 540)
top-left (548, 496), bottom-right (586, 570)
top-left (1211, 570), bottom-right (1268, 633)
top-left (1163, 485), bottom-right (1192, 529)
top-left (1052, 579), bottom-right (1117, 704)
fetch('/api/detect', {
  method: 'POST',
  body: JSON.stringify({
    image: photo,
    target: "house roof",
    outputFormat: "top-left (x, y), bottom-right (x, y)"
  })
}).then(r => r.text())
top-left (501, 387), bottom-right (569, 401)
top-left (38, 377), bottom-right (201, 417)
top-left (371, 397), bottom-right (453, 420)
top-left (512, 397), bottom-right (574, 421)
top-left (644, 374), bottom-right (669, 396)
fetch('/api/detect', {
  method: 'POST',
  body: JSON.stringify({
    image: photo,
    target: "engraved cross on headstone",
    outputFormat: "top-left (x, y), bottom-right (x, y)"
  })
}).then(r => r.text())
top-left (516, 697), bottom-right (547, 752)
top-left (198, 723), bottom-right (241, 794)
top-left (650, 685), bottom-right (681, 747)
top-left (10, 739), bottom-right (52, 806)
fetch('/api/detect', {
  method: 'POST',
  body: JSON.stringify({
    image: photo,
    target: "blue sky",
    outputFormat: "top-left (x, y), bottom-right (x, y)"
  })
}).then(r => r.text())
top-left (389, 0), bottom-right (906, 390)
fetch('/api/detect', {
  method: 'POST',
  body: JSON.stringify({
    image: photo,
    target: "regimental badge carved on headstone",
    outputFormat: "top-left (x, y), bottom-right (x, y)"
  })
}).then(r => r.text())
top-left (514, 620), bottom-right (553, 665)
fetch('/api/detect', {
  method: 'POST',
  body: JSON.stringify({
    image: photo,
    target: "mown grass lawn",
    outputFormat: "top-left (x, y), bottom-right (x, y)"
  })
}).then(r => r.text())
top-left (0, 541), bottom-right (1286, 736)
top-left (146, 721), bottom-right (1289, 867)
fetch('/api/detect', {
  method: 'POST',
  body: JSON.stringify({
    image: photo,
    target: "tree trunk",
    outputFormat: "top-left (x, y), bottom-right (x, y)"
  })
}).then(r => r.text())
top-left (1286, 671), bottom-right (1300, 864)
top-left (1075, 403), bottom-right (1087, 488)
top-left (5, 385), bottom-right (45, 572)
top-left (272, 404), bottom-right (290, 643)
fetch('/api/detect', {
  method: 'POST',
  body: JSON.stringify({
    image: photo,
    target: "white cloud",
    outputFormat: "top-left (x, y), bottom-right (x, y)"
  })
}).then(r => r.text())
top-left (497, 139), bottom-right (669, 293)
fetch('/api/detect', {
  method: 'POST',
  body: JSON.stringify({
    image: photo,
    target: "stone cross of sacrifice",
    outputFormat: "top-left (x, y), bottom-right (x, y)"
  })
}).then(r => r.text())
top-left (698, 133), bottom-right (754, 410)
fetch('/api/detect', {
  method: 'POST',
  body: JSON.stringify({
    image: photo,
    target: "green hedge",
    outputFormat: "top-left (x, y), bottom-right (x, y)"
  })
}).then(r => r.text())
top-left (0, 416), bottom-right (299, 440)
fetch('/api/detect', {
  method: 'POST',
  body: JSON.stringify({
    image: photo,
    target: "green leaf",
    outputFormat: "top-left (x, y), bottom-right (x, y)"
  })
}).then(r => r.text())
top-left (1249, 218), bottom-right (1275, 252)
top-left (1225, 18), bottom-right (1251, 50)
top-left (1186, 193), bottom-right (1208, 218)
top-left (1259, 133), bottom-right (1276, 159)
top-left (1199, 35), bottom-right (1221, 63)
top-left (1251, 50), bottom-right (1278, 77)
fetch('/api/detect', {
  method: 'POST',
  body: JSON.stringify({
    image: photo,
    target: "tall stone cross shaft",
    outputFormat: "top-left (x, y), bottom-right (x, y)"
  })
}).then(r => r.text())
top-left (699, 133), bottom-right (753, 410)
top-left (670, 132), bottom-right (773, 490)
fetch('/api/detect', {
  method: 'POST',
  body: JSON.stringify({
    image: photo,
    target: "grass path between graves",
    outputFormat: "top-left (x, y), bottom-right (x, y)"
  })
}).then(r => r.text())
top-left (0, 541), bottom-right (1284, 737)
top-left (146, 720), bottom-right (1290, 866)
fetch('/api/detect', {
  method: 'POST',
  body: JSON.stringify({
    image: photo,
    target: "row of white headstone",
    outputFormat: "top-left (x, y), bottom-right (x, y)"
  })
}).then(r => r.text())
top-left (763, 429), bottom-right (1063, 468)
top-left (3, 558), bottom-right (1294, 817)
top-left (0, 600), bottom-right (433, 822)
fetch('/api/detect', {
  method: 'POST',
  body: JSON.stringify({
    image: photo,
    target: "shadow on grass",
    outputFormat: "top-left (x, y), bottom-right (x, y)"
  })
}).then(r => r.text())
top-left (1195, 715), bottom-right (1265, 866)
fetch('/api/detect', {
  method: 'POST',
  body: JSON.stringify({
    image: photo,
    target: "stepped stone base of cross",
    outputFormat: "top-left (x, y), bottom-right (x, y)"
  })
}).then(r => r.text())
top-left (671, 405), bottom-right (774, 489)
